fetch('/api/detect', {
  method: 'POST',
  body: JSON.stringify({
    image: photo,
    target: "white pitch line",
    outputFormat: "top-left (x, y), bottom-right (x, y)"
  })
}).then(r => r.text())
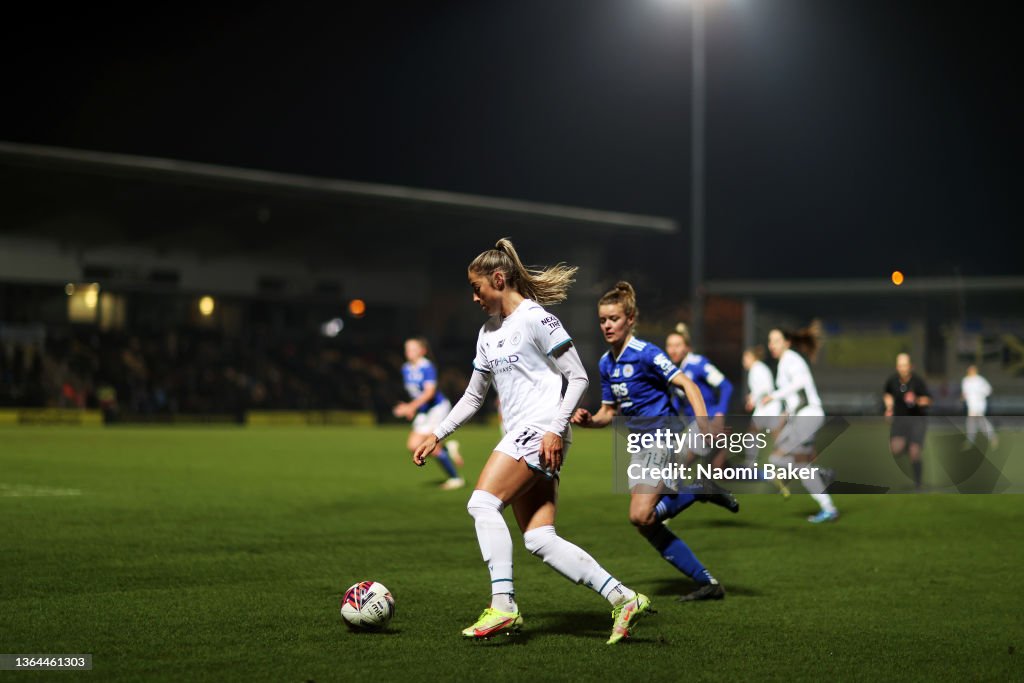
top-left (0, 483), bottom-right (83, 497)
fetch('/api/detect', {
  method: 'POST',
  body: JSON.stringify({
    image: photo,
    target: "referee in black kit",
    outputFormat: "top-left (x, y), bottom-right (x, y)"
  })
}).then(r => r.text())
top-left (883, 353), bottom-right (931, 490)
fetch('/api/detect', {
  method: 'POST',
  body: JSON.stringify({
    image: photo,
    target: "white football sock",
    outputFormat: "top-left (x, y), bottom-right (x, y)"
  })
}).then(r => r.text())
top-left (605, 583), bottom-right (638, 607)
top-left (803, 473), bottom-right (837, 512)
top-left (774, 454), bottom-right (836, 513)
top-left (466, 490), bottom-right (514, 596)
top-left (523, 525), bottom-right (628, 604)
top-left (490, 592), bottom-right (517, 612)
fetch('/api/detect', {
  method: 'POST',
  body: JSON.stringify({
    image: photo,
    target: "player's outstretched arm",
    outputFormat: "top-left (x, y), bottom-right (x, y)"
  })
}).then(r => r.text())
top-left (547, 342), bottom-right (589, 436)
top-left (401, 383), bottom-right (438, 418)
top-left (702, 363), bottom-right (733, 417)
top-left (572, 404), bottom-right (617, 428)
top-left (411, 370), bottom-right (491, 468)
top-left (711, 375), bottom-right (733, 417)
top-left (671, 373), bottom-right (710, 433)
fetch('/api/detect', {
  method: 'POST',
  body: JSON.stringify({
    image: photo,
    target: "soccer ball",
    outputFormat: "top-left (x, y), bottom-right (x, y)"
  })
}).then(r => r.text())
top-left (341, 581), bottom-right (395, 630)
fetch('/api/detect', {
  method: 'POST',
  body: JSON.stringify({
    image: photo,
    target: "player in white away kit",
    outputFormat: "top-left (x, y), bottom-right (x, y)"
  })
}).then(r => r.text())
top-left (763, 328), bottom-right (839, 523)
top-left (961, 364), bottom-right (998, 449)
top-left (742, 346), bottom-right (783, 467)
top-left (413, 239), bottom-right (651, 645)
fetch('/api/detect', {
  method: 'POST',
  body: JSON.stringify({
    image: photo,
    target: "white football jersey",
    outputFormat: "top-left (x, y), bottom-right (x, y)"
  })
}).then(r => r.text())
top-left (961, 375), bottom-right (992, 414)
top-left (748, 360), bottom-right (782, 416)
top-left (473, 299), bottom-right (574, 438)
top-left (774, 349), bottom-right (822, 413)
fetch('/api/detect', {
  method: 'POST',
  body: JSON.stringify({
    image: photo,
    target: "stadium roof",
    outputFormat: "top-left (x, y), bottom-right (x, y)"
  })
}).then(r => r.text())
top-left (0, 141), bottom-right (676, 267)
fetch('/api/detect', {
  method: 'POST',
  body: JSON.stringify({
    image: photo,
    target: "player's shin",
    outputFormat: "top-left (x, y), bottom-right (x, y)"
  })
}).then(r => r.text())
top-left (523, 525), bottom-right (634, 604)
top-left (435, 447), bottom-right (459, 478)
top-left (654, 488), bottom-right (698, 522)
top-left (641, 523), bottom-right (716, 585)
top-left (466, 491), bottom-right (515, 602)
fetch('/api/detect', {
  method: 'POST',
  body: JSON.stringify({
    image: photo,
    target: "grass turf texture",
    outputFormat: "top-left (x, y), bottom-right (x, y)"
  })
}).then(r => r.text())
top-left (1, 425), bottom-right (1021, 682)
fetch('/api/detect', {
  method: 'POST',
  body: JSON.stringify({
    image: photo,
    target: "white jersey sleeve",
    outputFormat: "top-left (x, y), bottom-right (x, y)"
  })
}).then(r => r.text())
top-left (547, 343), bottom-right (589, 435)
top-left (530, 308), bottom-right (572, 356)
top-left (748, 361), bottom-right (774, 402)
top-left (704, 362), bottom-right (726, 388)
top-left (433, 368), bottom-right (491, 440)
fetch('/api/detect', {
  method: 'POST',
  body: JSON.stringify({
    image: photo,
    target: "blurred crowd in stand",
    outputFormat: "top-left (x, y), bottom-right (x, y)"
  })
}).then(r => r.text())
top-left (0, 327), bottom-right (468, 422)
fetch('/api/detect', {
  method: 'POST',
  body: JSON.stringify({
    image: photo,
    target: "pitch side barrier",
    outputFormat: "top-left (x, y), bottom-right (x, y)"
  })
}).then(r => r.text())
top-left (0, 409), bottom-right (375, 427)
top-left (245, 410), bottom-right (375, 427)
top-left (0, 409), bottom-right (103, 426)
top-left (609, 415), bottom-right (1022, 495)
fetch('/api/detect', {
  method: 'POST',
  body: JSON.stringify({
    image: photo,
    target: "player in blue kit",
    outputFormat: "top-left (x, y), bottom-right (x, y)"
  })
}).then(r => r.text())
top-left (394, 337), bottom-right (464, 490)
top-left (666, 323), bottom-right (733, 420)
top-left (665, 323), bottom-right (734, 471)
top-left (572, 282), bottom-right (737, 602)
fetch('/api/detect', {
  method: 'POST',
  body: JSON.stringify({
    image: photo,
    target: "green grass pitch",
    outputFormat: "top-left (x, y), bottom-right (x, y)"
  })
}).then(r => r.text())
top-left (1, 425), bottom-right (1021, 681)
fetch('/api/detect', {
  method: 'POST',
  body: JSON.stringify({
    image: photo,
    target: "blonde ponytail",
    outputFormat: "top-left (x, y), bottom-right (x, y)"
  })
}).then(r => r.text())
top-left (468, 238), bottom-right (578, 306)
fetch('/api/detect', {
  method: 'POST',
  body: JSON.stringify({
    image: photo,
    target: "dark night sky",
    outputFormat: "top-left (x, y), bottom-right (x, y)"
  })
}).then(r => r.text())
top-left (2, 0), bottom-right (1020, 279)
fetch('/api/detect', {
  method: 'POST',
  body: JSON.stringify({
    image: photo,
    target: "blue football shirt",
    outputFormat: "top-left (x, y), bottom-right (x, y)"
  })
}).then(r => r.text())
top-left (401, 359), bottom-right (446, 413)
top-left (599, 337), bottom-right (679, 417)
top-left (673, 352), bottom-right (733, 417)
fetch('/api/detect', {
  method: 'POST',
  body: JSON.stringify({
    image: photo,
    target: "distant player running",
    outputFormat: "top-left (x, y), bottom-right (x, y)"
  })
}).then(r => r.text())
top-left (413, 239), bottom-right (650, 644)
top-left (665, 323), bottom-right (734, 471)
top-left (572, 282), bottom-right (737, 602)
top-left (742, 345), bottom-right (783, 468)
top-left (961, 364), bottom-right (998, 449)
top-left (763, 328), bottom-right (839, 523)
top-left (394, 337), bottom-right (464, 490)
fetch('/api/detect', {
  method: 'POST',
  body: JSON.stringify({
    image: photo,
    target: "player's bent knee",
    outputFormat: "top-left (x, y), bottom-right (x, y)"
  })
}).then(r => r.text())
top-left (523, 524), bottom-right (556, 555)
top-left (466, 490), bottom-right (504, 519)
top-left (629, 510), bottom-right (657, 528)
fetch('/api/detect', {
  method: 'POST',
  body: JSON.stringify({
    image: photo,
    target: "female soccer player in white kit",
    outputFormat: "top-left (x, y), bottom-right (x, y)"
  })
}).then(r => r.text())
top-left (742, 346), bottom-right (783, 467)
top-left (413, 239), bottom-right (651, 644)
top-left (961, 364), bottom-right (998, 449)
top-left (762, 328), bottom-right (839, 523)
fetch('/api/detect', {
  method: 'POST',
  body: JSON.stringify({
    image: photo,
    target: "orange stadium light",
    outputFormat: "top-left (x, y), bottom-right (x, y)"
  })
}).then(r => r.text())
top-left (348, 299), bottom-right (367, 318)
top-left (891, 270), bottom-right (904, 286)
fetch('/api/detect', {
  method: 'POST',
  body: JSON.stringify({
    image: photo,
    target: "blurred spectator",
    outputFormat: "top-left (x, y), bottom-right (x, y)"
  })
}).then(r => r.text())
top-left (0, 326), bottom-right (428, 420)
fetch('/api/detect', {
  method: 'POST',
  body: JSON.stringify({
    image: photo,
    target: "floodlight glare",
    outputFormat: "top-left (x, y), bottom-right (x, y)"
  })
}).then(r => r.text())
top-left (321, 318), bottom-right (345, 338)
